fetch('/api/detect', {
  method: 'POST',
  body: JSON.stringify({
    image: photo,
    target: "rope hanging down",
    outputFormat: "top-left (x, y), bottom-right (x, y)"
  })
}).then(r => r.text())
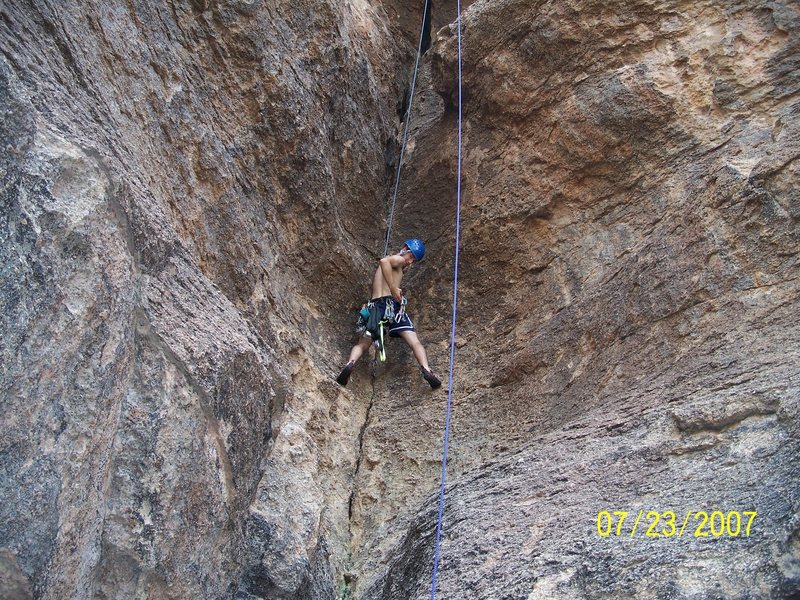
top-left (375, 1), bottom-right (430, 370)
top-left (383, 0), bottom-right (431, 257)
top-left (430, 2), bottom-right (463, 599)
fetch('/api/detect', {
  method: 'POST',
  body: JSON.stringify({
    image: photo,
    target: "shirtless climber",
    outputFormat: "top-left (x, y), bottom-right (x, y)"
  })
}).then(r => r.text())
top-left (336, 238), bottom-right (442, 389)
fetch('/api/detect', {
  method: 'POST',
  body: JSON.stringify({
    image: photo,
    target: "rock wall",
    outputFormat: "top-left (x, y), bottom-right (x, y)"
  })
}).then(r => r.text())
top-left (0, 1), bottom-right (419, 598)
top-left (354, 0), bottom-right (800, 597)
top-left (1, 0), bottom-right (798, 599)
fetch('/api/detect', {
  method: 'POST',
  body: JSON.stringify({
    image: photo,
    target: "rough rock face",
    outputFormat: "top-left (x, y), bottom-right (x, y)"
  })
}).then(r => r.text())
top-left (1, 0), bottom-right (798, 600)
top-left (354, 0), bottom-right (800, 597)
top-left (0, 1), bottom-right (416, 598)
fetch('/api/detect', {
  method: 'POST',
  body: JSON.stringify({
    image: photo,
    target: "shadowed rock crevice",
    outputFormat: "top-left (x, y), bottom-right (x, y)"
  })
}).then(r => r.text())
top-left (421, 1), bottom-right (433, 55)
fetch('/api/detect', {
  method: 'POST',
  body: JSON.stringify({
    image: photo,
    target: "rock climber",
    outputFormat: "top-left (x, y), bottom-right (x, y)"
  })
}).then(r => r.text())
top-left (336, 238), bottom-right (442, 389)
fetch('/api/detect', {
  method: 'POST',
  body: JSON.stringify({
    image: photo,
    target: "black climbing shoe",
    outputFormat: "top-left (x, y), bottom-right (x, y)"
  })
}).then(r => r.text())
top-left (420, 367), bottom-right (442, 389)
top-left (336, 362), bottom-right (355, 386)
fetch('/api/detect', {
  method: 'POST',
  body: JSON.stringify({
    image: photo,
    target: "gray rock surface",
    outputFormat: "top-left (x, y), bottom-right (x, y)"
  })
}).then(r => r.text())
top-left (1, 1), bottom-right (414, 598)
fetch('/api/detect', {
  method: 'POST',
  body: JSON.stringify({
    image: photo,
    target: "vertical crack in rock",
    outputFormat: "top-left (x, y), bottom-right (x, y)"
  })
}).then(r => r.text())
top-left (348, 389), bottom-right (373, 524)
top-left (422, 0), bottom-right (433, 54)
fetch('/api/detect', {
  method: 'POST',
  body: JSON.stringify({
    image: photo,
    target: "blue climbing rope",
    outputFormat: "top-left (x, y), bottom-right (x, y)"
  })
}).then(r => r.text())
top-left (384, 0), bottom-right (431, 257)
top-left (430, 2), bottom-right (463, 598)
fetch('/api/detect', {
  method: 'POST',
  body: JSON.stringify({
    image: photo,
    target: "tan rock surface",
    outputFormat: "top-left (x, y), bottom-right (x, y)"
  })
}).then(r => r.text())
top-left (1, 0), bottom-right (797, 599)
top-left (355, 0), bottom-right (799, 597)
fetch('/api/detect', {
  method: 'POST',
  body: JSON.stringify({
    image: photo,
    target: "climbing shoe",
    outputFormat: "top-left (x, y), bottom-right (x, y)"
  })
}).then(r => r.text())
top-left (336, 361), bottom-right (355, 386)
top-left (420, 367), bottom-right (442, 389)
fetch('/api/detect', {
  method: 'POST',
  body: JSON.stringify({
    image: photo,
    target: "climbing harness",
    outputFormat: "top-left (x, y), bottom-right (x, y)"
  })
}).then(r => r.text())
top-left (429, 1), bottom-right (463, 598)
top-left (359, 296), bottom-right (408, 363)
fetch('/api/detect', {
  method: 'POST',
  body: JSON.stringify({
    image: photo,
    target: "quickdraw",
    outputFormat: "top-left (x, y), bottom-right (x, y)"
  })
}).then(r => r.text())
top-left (358, 296), bottom-right (408, 363)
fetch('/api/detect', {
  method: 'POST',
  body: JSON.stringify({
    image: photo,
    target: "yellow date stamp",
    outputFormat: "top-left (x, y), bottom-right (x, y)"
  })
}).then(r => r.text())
top-left (596, 510), bottom-right (757, 538)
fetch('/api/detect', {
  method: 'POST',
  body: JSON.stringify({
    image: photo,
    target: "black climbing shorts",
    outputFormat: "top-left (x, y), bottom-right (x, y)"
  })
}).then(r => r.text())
top-left (356, 296), bottom-right (415, 338)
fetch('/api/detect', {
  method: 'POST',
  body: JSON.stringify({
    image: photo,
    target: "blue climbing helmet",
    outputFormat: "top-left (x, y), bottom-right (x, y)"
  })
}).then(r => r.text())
top-left (404, 238), bottom-right (425, 261)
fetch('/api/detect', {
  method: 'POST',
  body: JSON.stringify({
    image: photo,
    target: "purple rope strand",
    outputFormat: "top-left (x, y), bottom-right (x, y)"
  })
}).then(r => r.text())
top-left (430, 2), bottom-right (462, 598)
